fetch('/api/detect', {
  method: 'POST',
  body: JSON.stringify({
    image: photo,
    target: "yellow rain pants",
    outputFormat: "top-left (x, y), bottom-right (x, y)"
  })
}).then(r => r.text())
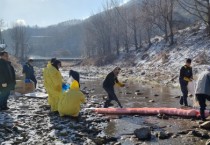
top-left (43, 63), bottom-right (62, 112)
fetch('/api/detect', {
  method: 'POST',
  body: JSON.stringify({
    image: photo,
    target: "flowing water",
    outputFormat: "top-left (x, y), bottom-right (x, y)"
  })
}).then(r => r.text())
top-left (83, 79), bottom-right (207, 145)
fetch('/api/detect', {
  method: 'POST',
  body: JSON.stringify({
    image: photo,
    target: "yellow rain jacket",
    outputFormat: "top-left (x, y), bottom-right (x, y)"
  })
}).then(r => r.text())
top-left (43, 62), bottom-right (51, 93)
top-left (58, 80), bottom-right (85, 117)
top-left (43, 62), bottom-right (62, 112)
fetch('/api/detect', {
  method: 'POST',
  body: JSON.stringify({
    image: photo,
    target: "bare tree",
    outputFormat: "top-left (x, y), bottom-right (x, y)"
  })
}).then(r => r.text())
top-left (140, 1), bottom-right (154, 47)
top-left (10, 23), bottom-right (30, 60)
top-left (141, 0), bottom-right (175, 45)
top-left (177, 0), bottom-right (210, 34)
top-left (111, 0), bottom-right (124, 55)
top-left (129, 4), bottom-right (140, 50)
top-left (0, 19), bottom-right (4, 43)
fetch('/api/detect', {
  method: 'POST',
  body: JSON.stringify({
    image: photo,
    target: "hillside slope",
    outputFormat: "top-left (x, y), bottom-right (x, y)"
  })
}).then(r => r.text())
top-left (112, 23), bottom-right (210, 87)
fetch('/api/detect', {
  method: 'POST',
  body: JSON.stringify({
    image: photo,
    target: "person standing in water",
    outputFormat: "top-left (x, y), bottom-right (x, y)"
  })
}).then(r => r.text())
top-left (103, 67), bottom-right (125, 108)
top-left (195, 66), bottom-right (210, 121)
top-left (179, 58), bottom-right (193, 107)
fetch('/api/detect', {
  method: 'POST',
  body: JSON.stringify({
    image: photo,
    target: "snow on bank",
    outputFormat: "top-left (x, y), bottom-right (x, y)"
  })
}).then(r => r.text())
top-left (60, 23), bottom-right (210, 87)
top-left (129, 24), bottom-right (210, 86)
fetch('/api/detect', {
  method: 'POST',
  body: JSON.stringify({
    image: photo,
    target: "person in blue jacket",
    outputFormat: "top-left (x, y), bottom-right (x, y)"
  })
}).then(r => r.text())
top-left (23, 59), bottom-right (37, 88)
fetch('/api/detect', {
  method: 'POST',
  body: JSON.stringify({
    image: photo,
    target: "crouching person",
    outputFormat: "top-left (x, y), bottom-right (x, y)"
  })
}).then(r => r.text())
top-left (58, 79), bottom-right (85, 117)
top-left (195, 66), bottom-right (210, 121)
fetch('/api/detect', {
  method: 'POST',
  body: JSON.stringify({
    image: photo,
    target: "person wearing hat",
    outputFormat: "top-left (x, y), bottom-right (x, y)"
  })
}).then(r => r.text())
top-left (103, 67), bottom-right (125, 108)
top-left (195, 66), bottom-right (210, 121)
top-left (179, 58), bottom-right (193, 107)
top-left (23, 59), bottom-right (37, 88)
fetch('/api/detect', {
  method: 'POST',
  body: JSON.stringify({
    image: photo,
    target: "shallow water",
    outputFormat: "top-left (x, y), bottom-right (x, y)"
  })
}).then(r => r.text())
top-left (83, 79), bottom-right (207, 145)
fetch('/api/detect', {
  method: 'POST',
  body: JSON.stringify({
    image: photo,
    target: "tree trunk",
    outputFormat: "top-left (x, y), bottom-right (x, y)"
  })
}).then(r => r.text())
top-left (116, 39), bottom-right (120, 56)
top-left (134, 26), bottom-right (138, 51)
top-left (139, 30), bottom-right (142, 49)
top-left (208, 6), bottom-right (210, 35)
top-left (164, 19), bottom-right (168, 42)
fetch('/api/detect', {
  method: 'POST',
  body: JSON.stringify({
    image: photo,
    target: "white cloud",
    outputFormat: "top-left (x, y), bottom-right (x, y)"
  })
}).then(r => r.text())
top-left (123, 0), bottom-right (129, 4)
top-left (15, 19), bottom-right (27, 26)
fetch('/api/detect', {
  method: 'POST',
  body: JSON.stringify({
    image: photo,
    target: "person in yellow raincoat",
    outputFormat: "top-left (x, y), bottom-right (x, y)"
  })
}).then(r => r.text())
top-left (43, 58), bottom-right (56, 93)
top-left (58, 80), bottom-right (85, 117)
top-left (43, 59), bottom-right (62, 112)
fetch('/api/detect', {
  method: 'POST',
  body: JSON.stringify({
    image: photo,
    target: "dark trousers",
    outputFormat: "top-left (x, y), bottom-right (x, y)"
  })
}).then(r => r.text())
top-left (29, 77), bottom-right (37, 88)
top-left (196, 94), bottom-right (210, 120)
top-left (180, 79), bottom-right (188, 106)
top-left (0, 90), bottom-right (10, 109)
top-left (103, 87), bottom-right (122, 108)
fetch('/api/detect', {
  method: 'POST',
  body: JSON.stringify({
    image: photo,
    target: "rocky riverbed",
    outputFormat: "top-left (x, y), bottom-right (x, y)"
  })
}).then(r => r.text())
top-left (1, 66), bottom-right (210, 145)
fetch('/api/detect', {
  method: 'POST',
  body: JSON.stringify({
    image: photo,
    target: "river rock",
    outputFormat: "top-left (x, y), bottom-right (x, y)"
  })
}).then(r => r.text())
top-left (177, 129), bottom-right (192, 135)
top-left (156, 131), bottom-right (172, 139)
top-left (59, 129), bottom-right (68, 136)
top-left (114, 142), bottom-right (121, 145)
top-left (187, 130), bottom-right (209, 139)
top-left (157, 114), bottom-right (169, 120)
top-left (206, 139), bottom-right (210, 145)
top-left (141, 72), bottom-right (145, 75)
top-left (1, 141), bottom-right (14, 145)
top-left (135, 91), bottom-right (143, 95)
top-left (134, 127), bottom-right (151, 140)
top-left (149, 100), bottom-right (155, 103)
top-left (200, 121), bottom-right (210, 129)
top-left (92, 137), bottom-right (105, 144)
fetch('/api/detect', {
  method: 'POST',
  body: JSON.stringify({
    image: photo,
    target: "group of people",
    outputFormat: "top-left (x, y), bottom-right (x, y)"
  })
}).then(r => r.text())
top-left (42, 59), bottom-right (125, 117)
top-left (43, 58), bottom-right (85, 117)
top-left (1, 51), bottom-right (210, 121)
top-left (179, 58), bottom-right (210, 121)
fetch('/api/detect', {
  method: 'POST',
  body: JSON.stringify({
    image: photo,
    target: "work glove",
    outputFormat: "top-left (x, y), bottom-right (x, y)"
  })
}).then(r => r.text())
top-left (184, 77), bottom-right (191, 82)
top-left (2, 83), bottom-right (7, 87)
top-left (116, 82), bottom-right (125, 87)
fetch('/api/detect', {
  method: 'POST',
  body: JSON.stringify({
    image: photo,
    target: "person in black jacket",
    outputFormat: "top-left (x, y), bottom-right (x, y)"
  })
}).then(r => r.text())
top-left (103, 67), bottom-right (125, 108)
top-left (179, 58), bottom-right (193, 107)
top-left (23, 59), bottom-right (37, 88)
top-left (0, 51), bottom-right (16, 110)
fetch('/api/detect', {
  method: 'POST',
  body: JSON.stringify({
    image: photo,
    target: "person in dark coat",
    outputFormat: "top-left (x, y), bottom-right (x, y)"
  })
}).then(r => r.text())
top-left (0, 51), bottom-right (16, 110)
top-left (179, 58), bottom-right (193, 106)
top-left (23, 59), bottom-right (37, 88)
top-left (195, 67), bottom-right (210, 121)
top-left (103, 67), bottom-right (125, 108)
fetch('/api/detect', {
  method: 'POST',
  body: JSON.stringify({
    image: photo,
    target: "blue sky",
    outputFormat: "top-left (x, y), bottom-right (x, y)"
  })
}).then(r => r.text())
top-left (0, 0), bottom-right (129, 27)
